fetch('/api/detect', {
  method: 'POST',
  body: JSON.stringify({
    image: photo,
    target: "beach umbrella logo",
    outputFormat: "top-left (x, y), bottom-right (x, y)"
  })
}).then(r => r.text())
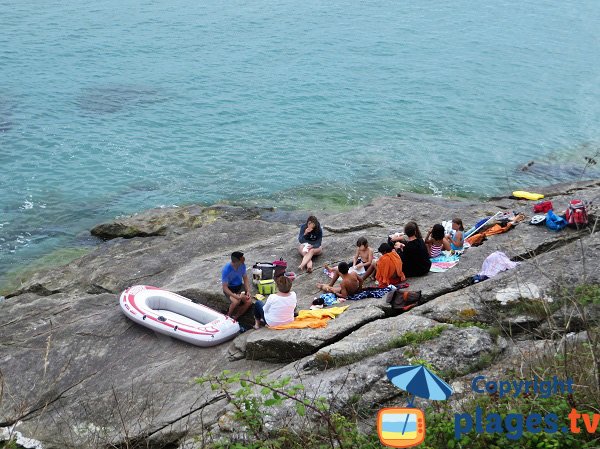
top-left (377, 365), bottom-right (453, 448)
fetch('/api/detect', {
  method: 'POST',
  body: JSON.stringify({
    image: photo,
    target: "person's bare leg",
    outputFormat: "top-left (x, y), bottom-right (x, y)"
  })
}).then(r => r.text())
top-left (316, 283), bottom-right (341, 295)
top-left (328, 271), bottom-right (340, 287)
top-left (300, 251), bottom-right (312, 271)
top-left (233, 299), bottom-right (252, 320)
top-left (306, 247), bottom-right (322, 273)
top-left (298, 244), bottom-right (308, 270)
top-left (316, 283), bottom-right (332, 292)
top-left (227, 296), bottom-right (240, 317)
top-left (361, 261), bottom-right (377, 281)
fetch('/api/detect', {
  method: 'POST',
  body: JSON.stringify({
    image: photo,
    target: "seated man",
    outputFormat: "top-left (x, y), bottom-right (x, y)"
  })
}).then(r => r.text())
top-left (316, 261), bottom-right (363, 298)
top-left (361, 242), bottom-right (406, 288)
top-left (222, 251), bottom-right (252, 320)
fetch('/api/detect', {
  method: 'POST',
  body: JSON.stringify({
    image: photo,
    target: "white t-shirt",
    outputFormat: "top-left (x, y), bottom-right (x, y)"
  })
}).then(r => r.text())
top-left (263, 292), bottom-right (297, 326)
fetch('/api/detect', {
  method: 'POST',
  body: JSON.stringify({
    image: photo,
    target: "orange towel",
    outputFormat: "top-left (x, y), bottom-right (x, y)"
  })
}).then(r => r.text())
top-left (376, 251), bottom-right (405, 287)
top-left (466, 223), bottom-right (514, 246)
top-left (482, 223), bottom-right (514, 236)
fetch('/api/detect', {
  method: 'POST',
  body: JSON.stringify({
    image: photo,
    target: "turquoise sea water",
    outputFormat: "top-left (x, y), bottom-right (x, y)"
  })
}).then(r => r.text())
top-left (1, 0), bottom-right (599, 284)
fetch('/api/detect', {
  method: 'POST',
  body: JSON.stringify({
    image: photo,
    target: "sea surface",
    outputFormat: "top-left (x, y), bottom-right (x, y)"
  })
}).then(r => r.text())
top-left (1, 0), bottom-right (599, 287)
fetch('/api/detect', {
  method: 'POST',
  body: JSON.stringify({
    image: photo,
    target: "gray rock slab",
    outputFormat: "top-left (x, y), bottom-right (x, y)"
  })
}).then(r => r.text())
top-left (244, 306), bottom-right (385, 362)
top-left (90, 204), bottom-right (276, 240)
top-left (413, 326), bottom-right (499, 376)
top-left (257, 348), bottom-right (411, 425)
top-left (313, 314), bottom-right (441, 366)
top-left (9, 219), bottom-right (295, 298)
top-left (0, 291), bottom-right (283, 448)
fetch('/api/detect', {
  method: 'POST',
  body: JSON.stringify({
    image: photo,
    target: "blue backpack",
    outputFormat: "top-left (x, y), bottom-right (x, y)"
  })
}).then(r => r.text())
top-left (546, 210), bottom-right (567, 231)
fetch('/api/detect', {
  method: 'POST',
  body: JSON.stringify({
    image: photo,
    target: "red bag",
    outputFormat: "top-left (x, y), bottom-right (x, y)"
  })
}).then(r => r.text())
top-left (565, 199), bottom-right (588, 228)
top-left (273, 258), bottom-right (288, 278)
top-left (533, 200), bottom-right (553, 214)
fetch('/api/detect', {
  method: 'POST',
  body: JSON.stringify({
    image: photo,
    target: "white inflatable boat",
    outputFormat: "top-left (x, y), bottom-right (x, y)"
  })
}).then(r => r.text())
top-left (120, 285), bottom-right (240, 347)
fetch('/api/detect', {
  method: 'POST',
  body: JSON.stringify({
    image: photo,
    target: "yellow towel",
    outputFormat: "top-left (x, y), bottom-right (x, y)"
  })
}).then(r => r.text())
top-left (269, 306), bottom-right (349, 330)
top-left (297, 306), bottom-right (349, 320)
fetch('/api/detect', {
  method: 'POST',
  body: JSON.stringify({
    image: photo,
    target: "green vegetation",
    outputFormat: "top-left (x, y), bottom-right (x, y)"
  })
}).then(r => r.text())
top-left (423, 383), bottom-right (599, 449)
top-left (389, 325), bottom-right (447, 348)
top-left (0, 439), bottom-right (26, 449)
top-left (572, 284), bottom-right (600, 306)
top-left (500, 283), bottom-right (600, 321)
top-left (507, 297), bottom-right (563, 319)
top-left (195, 353), bottom-right (599, 449)
top-left (195, 370), bottom-right (380, 449)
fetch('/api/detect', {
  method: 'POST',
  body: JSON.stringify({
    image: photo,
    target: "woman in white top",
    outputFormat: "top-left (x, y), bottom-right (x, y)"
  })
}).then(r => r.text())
top-left (253, 275), bottom-right (297, 329)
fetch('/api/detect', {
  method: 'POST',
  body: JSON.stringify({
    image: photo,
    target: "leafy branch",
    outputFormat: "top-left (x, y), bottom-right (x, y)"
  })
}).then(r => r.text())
top-left (196, 370), bottom-right (346, 448)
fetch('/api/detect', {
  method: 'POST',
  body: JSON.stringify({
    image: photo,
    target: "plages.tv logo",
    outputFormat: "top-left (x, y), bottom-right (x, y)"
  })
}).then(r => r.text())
top-left (377, 365), bottom-right (454, 448)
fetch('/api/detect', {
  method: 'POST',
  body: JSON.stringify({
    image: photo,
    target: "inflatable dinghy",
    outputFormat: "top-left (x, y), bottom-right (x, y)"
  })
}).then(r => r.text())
top-left (120, 285), bottom-right (240, 347)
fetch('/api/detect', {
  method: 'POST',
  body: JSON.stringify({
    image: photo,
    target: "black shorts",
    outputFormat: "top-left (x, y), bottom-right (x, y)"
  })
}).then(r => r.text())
top-left (224, 284), bottom-right (243, 300)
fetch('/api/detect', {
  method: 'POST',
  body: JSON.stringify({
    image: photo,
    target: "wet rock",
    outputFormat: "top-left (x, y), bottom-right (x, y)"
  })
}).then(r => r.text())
top-left (90, 204), bottom-right (276, 240)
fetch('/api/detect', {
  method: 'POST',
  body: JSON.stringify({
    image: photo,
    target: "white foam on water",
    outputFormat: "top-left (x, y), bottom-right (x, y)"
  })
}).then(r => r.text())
top-left (20, 200), bottom-right (34, 210)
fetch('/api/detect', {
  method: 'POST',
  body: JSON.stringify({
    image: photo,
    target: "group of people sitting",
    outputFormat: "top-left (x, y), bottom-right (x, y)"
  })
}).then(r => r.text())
top-left (221, 251), bottom-right (298, 330)
top-left (220, 216), bottom-right (465, 330)
top-left (316, 217), bottom-right (465, 298)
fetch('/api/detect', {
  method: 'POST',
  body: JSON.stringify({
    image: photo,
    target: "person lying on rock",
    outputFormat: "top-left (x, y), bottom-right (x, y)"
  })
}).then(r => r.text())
top-left (316, 261), bottom-right (363, 298)
top-left (222, 251), bottom-right (252, 320)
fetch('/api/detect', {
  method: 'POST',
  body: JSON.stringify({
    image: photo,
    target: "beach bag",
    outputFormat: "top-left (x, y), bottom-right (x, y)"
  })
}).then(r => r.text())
top-left (545, 210), bottom-right (567, 232)
top-left (565, 199), bottom-right (588, 228)
top-left (252, 262), bottom-right (275, 285)
top-left (273, 258), bottom-right (288, 278)
top-left (258, 279), bottom-right (277, 295)
top-left (533, 200), bottom-right (553, 214)
top-left (386, 290), bottom-right (421, 311)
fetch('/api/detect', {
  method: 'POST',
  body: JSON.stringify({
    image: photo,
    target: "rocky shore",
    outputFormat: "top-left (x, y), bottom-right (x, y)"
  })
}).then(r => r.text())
top-left (1, 180), bottom-right (599, 448)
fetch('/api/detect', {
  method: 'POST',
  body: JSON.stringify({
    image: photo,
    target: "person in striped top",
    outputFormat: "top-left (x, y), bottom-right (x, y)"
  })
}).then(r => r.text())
top-left (425, 224), bottom-right (450, 258)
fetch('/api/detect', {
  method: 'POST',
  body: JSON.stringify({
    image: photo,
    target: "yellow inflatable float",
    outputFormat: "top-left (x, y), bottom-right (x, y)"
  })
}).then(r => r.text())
top-left (512, 190), bottom-right (544, 200)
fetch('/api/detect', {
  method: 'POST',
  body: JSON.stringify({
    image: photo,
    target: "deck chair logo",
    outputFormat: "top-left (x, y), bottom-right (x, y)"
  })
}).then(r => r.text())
top-left (378, 365), bottom-right (453, 448)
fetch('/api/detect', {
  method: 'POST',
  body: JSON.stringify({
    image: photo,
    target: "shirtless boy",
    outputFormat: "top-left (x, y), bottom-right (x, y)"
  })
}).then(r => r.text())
top-left (316, 262), bottom-right (363, 298)
top-left (324, 237), bottom-right (374, 275)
